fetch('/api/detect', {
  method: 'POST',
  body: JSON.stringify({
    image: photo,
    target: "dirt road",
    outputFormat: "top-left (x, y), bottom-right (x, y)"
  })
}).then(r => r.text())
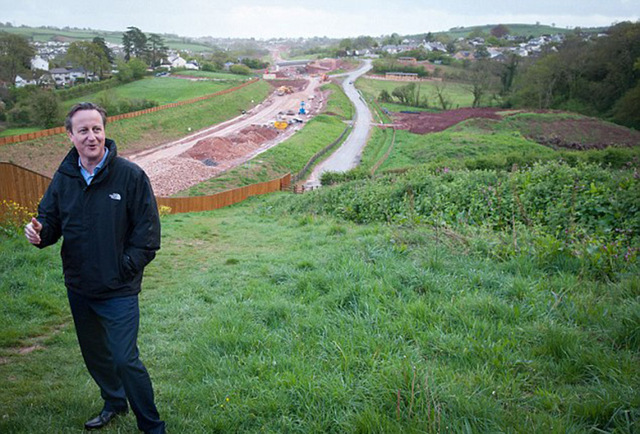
top-left (127, 76), bottom-right (324, 196)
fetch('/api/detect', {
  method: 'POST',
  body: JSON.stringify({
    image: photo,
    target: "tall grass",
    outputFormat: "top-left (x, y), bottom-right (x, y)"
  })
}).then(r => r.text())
top-left (1, 195), bottom-right (638, 432)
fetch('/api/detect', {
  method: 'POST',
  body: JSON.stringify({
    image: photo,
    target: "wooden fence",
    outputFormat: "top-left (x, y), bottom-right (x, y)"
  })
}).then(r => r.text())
top-left (0, 78), bottom-right (259, 147)
top-left (0, 162), bottom-right (291, 215)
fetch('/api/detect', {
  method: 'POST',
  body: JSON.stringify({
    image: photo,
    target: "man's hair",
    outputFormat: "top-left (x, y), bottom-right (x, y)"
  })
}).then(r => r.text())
top-left (65, 102), bottom-right (108, 132)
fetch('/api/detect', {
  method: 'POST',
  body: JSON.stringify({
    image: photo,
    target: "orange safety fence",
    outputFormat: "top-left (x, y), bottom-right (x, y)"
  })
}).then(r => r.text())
top-left (0, 162), bottom-right (291, 216)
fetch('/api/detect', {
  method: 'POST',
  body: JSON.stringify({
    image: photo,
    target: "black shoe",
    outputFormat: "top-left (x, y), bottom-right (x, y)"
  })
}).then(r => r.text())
top-left (84, 409), bottom-right (127, 430)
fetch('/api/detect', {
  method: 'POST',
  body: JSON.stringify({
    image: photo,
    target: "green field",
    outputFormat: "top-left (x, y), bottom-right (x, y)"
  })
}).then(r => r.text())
top-left (172, 70), bottom-right (253, 81)
top-left (357, 77), bottom-right (476, 110)
top-left (0, 25), bottom-right (216, 52)
top-left (0, 127), bottom-right (41, 138)
top-left (1, 169), bottom-right (638, 432)
top-left (61, 76), bottom-right (248, 109)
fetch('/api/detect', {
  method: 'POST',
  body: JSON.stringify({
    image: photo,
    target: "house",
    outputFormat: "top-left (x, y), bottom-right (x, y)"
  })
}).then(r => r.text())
top-left (30, 56), bottom-right (49, 71)
top-left (15, 75), bottom-right (36, 87)
top-left (422, 41), bottom-right (448, 53)
top-left (185, 60), bottom-right (200, 70)
top-left (168, 55), bottom-right (187, 69)
top-left (14, 70), bottom-right (54, 88)
top-left (453, 51), bottom-right (475, 61)
top-left (49, 67), bottom-right (94, 86)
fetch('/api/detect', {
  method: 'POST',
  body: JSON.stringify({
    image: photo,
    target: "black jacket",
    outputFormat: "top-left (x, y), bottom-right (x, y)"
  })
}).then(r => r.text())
top-left (36, 139), bottom-right (161, 299)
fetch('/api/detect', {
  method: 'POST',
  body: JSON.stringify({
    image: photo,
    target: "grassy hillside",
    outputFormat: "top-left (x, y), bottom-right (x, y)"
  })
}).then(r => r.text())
top-left (0, 24), bottom-right (216, 52)
top-left (1, 181), bottom-right (638, 432)
top-left (432, 23), bottom-right (605, 40)
top-left (61, 75), bottom-right (248, 109)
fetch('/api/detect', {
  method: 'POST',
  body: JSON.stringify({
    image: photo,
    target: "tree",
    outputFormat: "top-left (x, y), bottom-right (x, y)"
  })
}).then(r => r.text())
top-left (128, 58), bottom-right (148, 79)
top-left (122, 26), bottom-right (148, 62)
top-left (433, 81), bottom-right (453, 110)
top-left (378, 89), bottom-right (392, 103)
top-left (29, 89), bottom-right (61, 128)
top-left (474, 45), bottom-right (490, 60)
top-left (466, 60), bottom-right (496, 107)
top-left (92, 37), bottom-right (114, 64)
top-left (491, 24), bottom-right (510, 38)
top-left (147, 34), bottom-right (168, 67)
top-left (66, 41), bottom-right (110, 83)
top-left (0, 33), bottom-right (35, 84)
top-left (499, 53), bottom-right (520, 95)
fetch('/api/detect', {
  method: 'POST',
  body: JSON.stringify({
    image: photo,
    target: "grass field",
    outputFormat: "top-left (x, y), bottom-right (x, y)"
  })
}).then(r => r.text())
top-left (357, 77), bottom-right (476, 111)
top-left (171, 71), bottom-right (252, 81)
top-left (61, 76), bottom-right (248, 109)
top-left (1, 186), bottom-right (638, 432)
top-left (0, 127), bottom-right (41, 138)
top-left (365, 113), bottom-right (640, 173)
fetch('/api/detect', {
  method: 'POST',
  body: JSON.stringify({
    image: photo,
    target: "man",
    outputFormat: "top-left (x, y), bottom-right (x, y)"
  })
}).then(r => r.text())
top-left (24, 102), bottom-right (165, 433)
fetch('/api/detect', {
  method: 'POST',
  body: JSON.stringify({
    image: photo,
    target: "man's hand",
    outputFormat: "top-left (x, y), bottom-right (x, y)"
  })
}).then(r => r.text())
top-left (25, 217), bottom-right (42, 245)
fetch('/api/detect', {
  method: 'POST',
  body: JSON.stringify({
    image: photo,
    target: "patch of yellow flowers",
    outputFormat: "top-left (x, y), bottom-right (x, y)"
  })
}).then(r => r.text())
top-left (0, 199), bottom-right (36, 236)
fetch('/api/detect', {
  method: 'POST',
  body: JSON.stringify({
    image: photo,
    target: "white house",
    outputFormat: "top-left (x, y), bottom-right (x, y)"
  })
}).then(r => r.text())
top-left (185, 60), bottom-right (200, 70)
top-left (168, 55), bottom-right (187, 69)
top-left (30, 56), bottom-right (49, 71)
top-left (15, 75), bottom-right (36, 87)
top-left (49, 67), bottom-right (94, 86)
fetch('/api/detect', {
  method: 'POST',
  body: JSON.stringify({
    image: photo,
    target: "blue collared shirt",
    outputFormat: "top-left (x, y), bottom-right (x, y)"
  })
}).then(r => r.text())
top-left (79, 148), bottom-right (109, 185)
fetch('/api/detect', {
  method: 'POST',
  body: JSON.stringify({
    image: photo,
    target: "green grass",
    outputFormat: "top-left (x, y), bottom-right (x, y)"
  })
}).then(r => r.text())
top-left (322, 83), bottom-right (353, 120)
top-left (357, 77), bottom-right (475, 110)
top-left (0, 127), bottom-right (41, 138)
top-left (1, 193), bottom-right (638, 433)
top-left (170, 70), bottom-right (251, 81)
top-left (61, 76), bottom-right (247, 109)
top-left (379, 127), bottom-right (556, 172)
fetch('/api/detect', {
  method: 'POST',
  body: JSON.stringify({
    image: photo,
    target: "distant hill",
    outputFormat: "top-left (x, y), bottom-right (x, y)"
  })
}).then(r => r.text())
top-left (0, 23), bottom-right (217, 53)
top-left (435, 23), bottom-right (606, 39)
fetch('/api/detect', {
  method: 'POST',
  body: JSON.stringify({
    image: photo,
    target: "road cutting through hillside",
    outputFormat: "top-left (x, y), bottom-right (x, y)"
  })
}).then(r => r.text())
top-left (126, 75), bottom-right (324, 196)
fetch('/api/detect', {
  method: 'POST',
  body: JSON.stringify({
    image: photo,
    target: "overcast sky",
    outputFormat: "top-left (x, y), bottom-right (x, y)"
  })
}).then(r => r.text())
top-left (1, 0), bottom-right (638, 39)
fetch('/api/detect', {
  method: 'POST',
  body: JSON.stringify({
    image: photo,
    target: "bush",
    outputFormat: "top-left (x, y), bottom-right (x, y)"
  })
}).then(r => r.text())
top-left (229, 64), bottom-right (252, 76)
top-left (6, 104), bottom-right (31, 126)
top-left (29, 90), bottom-right (61, 128)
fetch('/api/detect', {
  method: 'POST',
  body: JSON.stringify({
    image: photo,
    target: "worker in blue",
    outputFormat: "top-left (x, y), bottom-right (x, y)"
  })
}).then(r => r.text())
top-left (24, 102), bottom-right (165, 434)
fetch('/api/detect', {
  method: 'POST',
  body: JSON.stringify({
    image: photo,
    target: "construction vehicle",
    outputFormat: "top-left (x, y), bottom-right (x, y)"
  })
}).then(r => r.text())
top-left (274, 120), bottom-right (288, 130)
top-left (276, 86), bottom-right (293, 96)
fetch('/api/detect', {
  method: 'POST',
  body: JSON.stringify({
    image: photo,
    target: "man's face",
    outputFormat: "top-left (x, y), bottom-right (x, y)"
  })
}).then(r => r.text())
top-left (67, 109), bottom-right (106, 163)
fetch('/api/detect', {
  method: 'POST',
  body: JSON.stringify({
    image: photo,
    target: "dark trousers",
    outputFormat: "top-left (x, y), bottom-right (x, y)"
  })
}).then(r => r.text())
top-left (67, 290), bottom-right (165, 434)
